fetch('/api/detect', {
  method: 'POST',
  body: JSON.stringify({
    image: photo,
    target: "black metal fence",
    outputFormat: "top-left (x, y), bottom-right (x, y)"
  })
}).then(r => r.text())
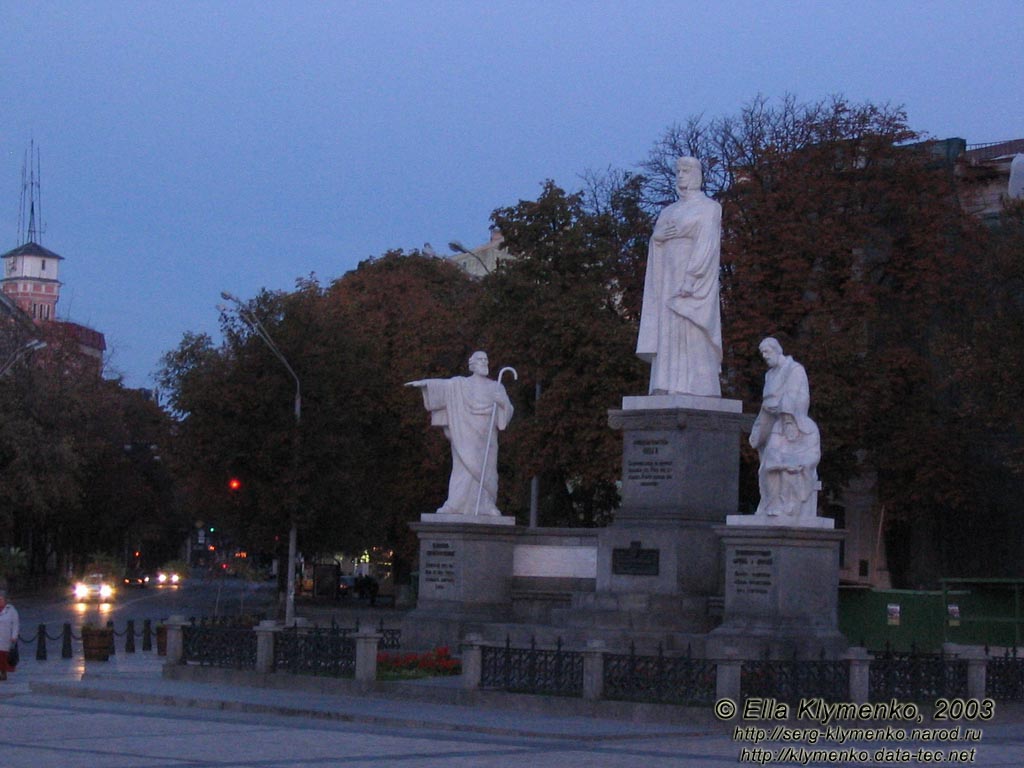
top-left (274, 625), bottom-right (355, 677)
top-left (868, 645), bottom-right (968, 701)
top-left (604, 644), bottom-right (716, 706)
top-left (742, 655), bottom-right (849, 705)
top-left (480, 637), bottom-right (583, 697)
top-left (984, 648), bottom-right (1024, 700)
top-left (182, 624), bottom-right (257, 669)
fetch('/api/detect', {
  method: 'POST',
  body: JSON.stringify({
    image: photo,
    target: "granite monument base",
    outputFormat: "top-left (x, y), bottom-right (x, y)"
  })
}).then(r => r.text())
top-left (401, 518), bottom-right (517, 650)
top-left (706, 525), bottom-right (848, 659)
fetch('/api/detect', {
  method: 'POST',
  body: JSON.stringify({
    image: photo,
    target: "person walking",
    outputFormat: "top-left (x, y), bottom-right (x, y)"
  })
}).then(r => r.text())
top-left (0, 589), bottom-right (20, 680)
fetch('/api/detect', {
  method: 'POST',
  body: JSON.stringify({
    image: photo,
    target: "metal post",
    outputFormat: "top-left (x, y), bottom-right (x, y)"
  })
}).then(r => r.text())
top-left (125, 619), bottom-right (136, 653)
top-left (61, 623), bottom-right (72, 658)
top-left (35, 623), bottom-right (47, 660)
top-left (285, 522), bottom-right (297, 626)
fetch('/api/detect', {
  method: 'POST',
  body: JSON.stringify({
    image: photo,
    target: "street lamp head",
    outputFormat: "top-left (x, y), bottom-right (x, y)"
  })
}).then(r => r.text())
top-left (448, 241), bottom-right (468, 254)
top-left (220, 291), bottom-right (241, 304)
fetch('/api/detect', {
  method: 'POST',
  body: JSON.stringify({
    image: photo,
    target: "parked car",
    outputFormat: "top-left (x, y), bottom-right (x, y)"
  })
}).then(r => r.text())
top-left (73, 573), bottom-right (115, 602)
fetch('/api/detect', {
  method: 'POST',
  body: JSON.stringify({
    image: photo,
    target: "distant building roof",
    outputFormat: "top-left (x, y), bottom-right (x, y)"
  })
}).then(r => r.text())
top-left (965, 139), bottom-right (1024, 163)
top-left (0, 241), bottom-right (65, 261)
top-left (56, 321), bottom-right (107, 353)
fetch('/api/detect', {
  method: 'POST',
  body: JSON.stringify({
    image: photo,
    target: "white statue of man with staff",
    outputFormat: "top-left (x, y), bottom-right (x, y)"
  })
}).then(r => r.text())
top-left (406, 351), bottom-right (516, 517)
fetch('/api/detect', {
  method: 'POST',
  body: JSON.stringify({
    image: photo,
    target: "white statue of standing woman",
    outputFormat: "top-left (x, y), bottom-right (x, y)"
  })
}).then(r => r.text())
top-left (749, 338), bottom-right (821, 521)
top-left (636, 156), bottom-right (723, 397)
top-left (406, 351), bottom-right (514, 517)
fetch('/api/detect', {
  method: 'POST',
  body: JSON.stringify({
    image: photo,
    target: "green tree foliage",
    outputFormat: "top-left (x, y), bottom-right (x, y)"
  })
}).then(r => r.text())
top-left (482, 182), bottom-right (648, 525)
top-left (160, 254), bottom-right (480, 572)
top-left (0, 326), bottom-right (178, 577)
top-left (636, 95), bottom-right (1017, 582)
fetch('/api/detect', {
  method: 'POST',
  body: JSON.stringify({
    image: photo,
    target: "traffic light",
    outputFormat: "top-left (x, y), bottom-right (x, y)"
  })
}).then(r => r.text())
top-left (228, 477), bottom-right (242, 492)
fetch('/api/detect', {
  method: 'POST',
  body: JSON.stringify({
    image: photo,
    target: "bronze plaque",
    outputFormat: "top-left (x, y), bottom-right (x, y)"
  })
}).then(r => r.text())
top-left (612, 541), bottom-right (660, 576)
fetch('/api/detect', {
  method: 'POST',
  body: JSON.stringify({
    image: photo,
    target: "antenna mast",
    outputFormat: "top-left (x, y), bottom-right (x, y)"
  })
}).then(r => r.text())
top-left (16, 141), bottom-right (43, 245)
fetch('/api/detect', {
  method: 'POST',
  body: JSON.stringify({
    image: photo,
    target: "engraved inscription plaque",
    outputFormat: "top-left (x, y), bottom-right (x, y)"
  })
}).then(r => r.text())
top-left (422, 540), bottom-right (457, 597)
top-left (625, 438), bottom-right (674, 488)
top-left (732, 548), bottom-right (774, 595)
top-left (612, 540), bottom-right (660, 576)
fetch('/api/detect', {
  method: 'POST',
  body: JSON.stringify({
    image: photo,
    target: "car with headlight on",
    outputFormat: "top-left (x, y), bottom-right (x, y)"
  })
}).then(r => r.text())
top-left (155, 570), bottom-right (181, 587)
top-left (73, 573), bottom-right (115, 602)
top-left (122, 569), bottom-right (151, 588)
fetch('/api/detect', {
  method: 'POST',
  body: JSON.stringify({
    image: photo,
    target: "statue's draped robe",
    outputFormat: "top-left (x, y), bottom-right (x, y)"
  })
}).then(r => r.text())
top-left (749, 356), bottom-right (820, 518)
top-left (418, 375), bottom-right (513, 516)
top-left (636, 192), bottom-right (723, 396)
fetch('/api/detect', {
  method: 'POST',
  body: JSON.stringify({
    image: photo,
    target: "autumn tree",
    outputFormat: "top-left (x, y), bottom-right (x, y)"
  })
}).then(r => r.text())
top-left (160, 253), bottom-right (481, 582)
top-left (633, 95), bottom-right (999, 583)
top-left (480, 182), bottom-right (648, 526)
top-left (0, 324), bottom-right (178, 578)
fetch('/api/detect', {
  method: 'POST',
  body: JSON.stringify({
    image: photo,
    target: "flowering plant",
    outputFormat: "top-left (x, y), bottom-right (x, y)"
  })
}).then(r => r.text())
top-left (377, 646), bottom-right (461, 677)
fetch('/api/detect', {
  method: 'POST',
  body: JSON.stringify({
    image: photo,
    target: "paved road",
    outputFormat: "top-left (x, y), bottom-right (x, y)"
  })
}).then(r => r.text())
top-left (15, 576), bottom-right (278, 630)
top-left (3, 635), bottom-right (1024, 766)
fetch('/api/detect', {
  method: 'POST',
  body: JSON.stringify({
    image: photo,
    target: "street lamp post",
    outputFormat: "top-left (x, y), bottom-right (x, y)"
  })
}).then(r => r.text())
top-left (220, 292), bottom-right (301, 626)
top-left (0, 338), bottom-right (46, 377)
top-left (447, 240), bottom-right (492, 275)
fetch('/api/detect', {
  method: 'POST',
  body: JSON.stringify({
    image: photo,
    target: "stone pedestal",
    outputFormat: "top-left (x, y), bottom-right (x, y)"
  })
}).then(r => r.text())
top-left (706, 525), bottom-right (848, 659)
top-left (402, 519), bottom-right (518, 650)
top-left (562, 399), bottom-right (754, 640)
top-left (601, 401), bottom-right (752, 596)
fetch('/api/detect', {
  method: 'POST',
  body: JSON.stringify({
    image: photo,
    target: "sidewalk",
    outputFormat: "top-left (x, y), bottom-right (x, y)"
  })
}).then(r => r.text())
top-left (3, 649), bottom-right (710, 740)
top-left (5, 650), bottom-right (1024, 767)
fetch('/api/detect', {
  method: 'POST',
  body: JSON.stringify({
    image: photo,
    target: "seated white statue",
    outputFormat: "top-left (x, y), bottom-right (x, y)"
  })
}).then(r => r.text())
top-left (749, 338), bottom-right (820, 519)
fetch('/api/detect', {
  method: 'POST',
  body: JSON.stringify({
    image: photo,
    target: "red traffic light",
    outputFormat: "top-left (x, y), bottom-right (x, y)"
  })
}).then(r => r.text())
top-left (228, 477), bottom-right (242, 492)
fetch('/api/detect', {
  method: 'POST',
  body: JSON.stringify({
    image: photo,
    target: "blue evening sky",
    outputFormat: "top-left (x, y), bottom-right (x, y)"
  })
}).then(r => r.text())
top-left (1, 1), bottom-right (1020, 388)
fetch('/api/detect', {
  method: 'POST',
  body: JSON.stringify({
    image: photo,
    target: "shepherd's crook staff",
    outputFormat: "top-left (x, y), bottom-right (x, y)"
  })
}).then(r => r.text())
top-left (474, 366), bottom-right (517, 515)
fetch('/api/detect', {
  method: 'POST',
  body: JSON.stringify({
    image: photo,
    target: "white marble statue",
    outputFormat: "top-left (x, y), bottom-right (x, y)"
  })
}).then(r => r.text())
top-left (749, 338), bottom-right (821, 520)
top-left (406, 351), bottom-right (514, 517)
top-left (636, 156), bottom-right (723, 397)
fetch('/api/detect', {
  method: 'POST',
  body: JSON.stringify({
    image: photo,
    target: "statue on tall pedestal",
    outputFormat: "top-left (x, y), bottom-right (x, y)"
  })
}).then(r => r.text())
top-left (749, 338), bottom-right (821, 521)
top-left (406, 351), bottom-right (514, 517)
top-left (636, 156), bottom-right (723, 397)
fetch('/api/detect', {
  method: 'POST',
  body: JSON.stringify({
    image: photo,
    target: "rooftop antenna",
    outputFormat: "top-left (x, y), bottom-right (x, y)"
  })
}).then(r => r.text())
top-left (16, 141), bottom-right (43, 246)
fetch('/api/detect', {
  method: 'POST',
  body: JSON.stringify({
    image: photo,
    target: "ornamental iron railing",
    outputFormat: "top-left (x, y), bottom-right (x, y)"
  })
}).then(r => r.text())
top-left (274, 625), bottom-right (356, 678)
top-left (604, 643), bottom-right (716, 706)
top-left (869, 644), bottom-right (968, 701)
top-left (742, 654), bottom-right (850, 704)
top-left (182, 625), bottom-right (257, 670)
top-left (985, 648), bottom-right (1024, 700)
top-left (480, 637), bottom-right (583, 697)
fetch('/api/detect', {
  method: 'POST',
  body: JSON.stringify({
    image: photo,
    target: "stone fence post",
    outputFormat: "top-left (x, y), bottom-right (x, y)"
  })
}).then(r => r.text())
top-left (460, 633), bottom-right (484, 690)
top-left (255, 620), bottom-right (278, 674)
top-left (845, 647), bottom-right (872, 704)
top-left (354, 630), bottom-right (381, 683)
top-left (164, 615), bottom-right (188, 665)
top-left (582, 639), bottom-right (606, 701)
top-left (715, 649), bottom-right (743, 704)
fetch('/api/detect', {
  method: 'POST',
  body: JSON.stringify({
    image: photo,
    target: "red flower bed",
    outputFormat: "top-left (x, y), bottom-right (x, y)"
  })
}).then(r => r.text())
top-left (377, 646), bottom-right (461, 676)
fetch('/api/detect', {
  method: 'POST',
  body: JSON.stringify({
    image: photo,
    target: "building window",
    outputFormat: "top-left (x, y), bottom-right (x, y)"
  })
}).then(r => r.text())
top-left (41, 259), bottom-right (46, 271)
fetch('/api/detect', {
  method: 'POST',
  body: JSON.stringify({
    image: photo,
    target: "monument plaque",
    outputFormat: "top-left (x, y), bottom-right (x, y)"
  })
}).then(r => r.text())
top-left (612, 541), bottom-right (660, 576)
top-left (422, 540), bottom-right (458, 597)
